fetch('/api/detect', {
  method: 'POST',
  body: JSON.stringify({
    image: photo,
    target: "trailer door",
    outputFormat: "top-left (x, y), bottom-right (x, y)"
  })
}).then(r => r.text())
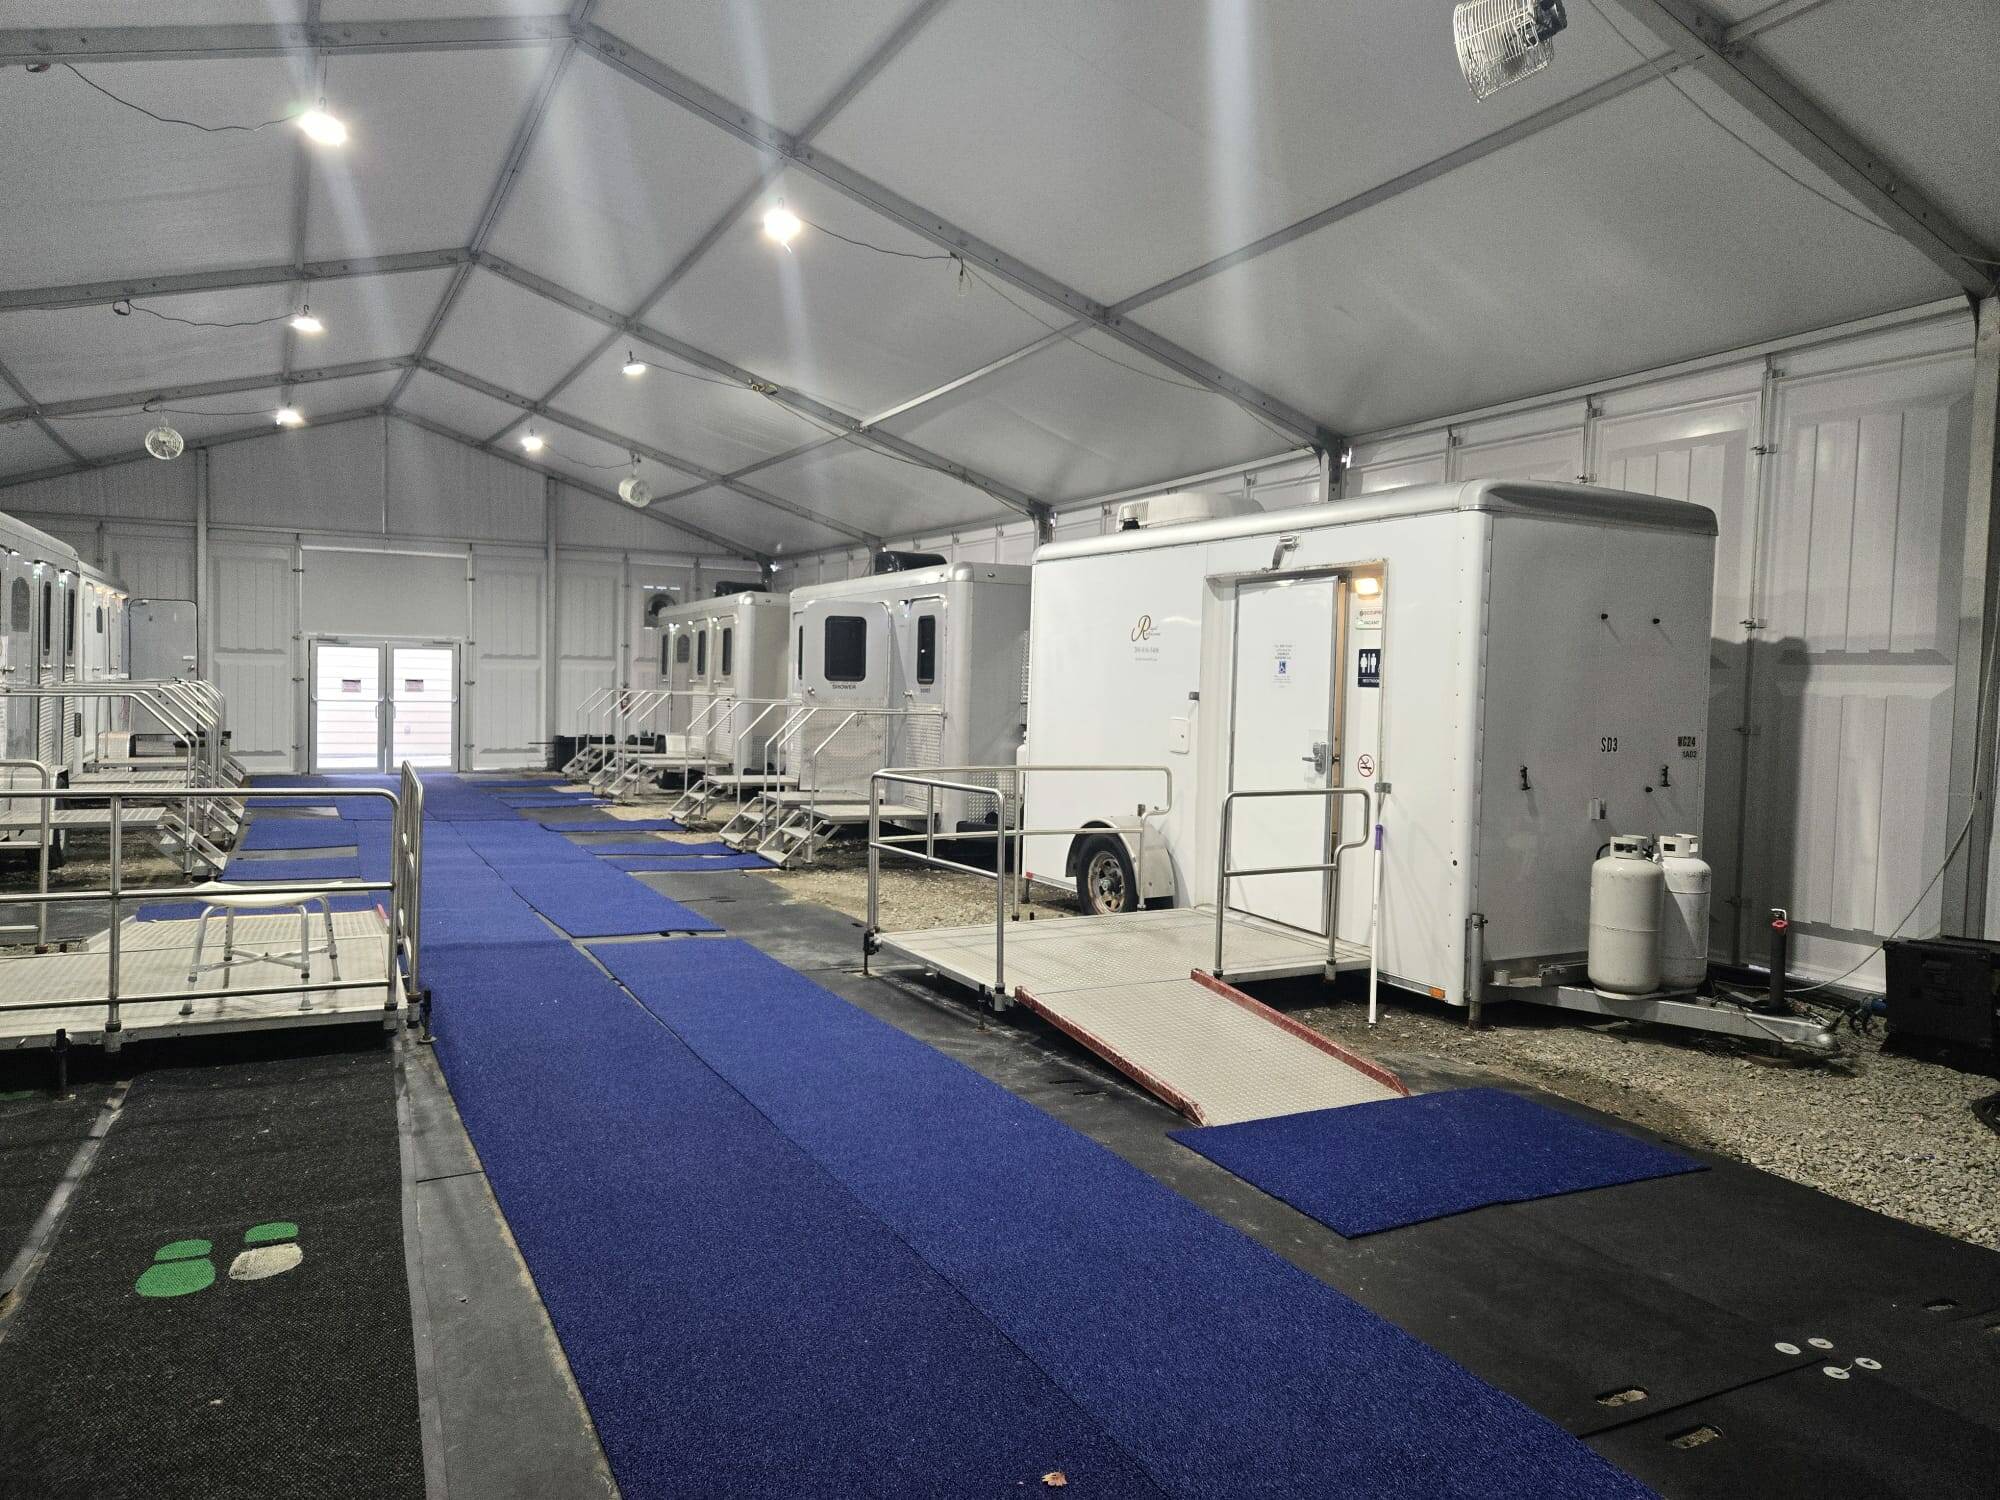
top-left (798, 598), bottom-right (891, 708)
top-left (1227, 575), bottom-right (1340, 935)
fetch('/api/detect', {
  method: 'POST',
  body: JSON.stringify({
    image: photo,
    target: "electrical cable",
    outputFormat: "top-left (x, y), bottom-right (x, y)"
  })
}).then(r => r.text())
top-left (113, 299), bottom-right (296, 331)
top-left (621, 357), bottom-right (753, 392)
top-left (794, 215), bottom-right (956, 262)
top-left (1787, 802), bottom-right (1980, 996)
top-left (52, 63), bottom-right (297, 134)
top-left (1582, 1), bottom-right (2000, 270)
top-left (44, 402), bottom-right (279, 421)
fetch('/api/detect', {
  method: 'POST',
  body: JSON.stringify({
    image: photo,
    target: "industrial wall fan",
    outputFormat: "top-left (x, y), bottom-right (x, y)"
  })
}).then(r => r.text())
top-left (143, 424), bottom-right (184, 461)
top-left (1454, 0), bottom-right (1568, 100)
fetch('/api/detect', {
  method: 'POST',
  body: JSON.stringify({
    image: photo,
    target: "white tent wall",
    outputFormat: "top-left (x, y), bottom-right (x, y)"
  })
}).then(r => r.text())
top-left (1343, 299), bottom-right (1982, 993)
top-left (0, 415), bottom-right (757, 771)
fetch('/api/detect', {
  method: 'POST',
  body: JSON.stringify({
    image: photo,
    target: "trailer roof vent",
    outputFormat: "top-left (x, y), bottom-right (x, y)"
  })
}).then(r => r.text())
top-left (711, 580), bottom-right (766, 596)
top-left (1115, 490), bottom-right (1263, 532)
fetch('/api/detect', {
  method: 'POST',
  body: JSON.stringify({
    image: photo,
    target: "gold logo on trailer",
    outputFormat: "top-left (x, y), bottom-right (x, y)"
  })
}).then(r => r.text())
top-left (1131, 614), bottom-right (1157, 642)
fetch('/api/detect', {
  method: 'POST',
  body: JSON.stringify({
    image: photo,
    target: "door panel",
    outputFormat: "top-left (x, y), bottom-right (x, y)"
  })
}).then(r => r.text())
top-left (391, 646), bottom-right (456, 769)
top-left (1229, 576), bottom-right (1338, 934)
top-left (312, 644), bottom-right (383, 771)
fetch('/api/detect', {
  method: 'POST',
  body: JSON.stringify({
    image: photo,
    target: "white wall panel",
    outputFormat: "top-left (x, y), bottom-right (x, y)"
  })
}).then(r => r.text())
top-left (209, 540), bottom-right (295, 770)
top-left (0, 460), bottom-right (198, 523)
top-left (300, 547), bottom-right (468, 640)
top-left (210, 417), bottom-right (388, 533)
top-left (386, 421), bottom-right (543, 544)
top-left (556, 555), bottom-right (621, 727)
top-left (1753, 351), bottom-right (1972, 985)
top-left (471, 550), bottom-right (545, 768)
top-left (104, 526), bottom-right (197, 603)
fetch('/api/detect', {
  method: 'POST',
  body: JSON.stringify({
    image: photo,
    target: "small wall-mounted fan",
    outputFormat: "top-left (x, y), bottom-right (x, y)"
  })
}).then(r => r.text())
top-left (1454, 0), bottom-right (1568, 101)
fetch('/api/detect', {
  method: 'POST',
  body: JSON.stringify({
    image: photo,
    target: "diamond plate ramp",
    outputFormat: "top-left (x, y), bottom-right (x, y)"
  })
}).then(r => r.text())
top-left (1014, 970), bottom-right (1405, 1125)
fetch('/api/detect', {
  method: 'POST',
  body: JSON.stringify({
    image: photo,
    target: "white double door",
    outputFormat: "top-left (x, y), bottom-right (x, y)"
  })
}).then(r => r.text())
top-left (310, 639), bottom-right (457, 772)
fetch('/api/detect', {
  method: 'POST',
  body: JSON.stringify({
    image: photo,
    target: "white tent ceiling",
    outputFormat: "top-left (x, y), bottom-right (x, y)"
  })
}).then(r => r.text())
top-left (1, 0), bottom-right (1993, 563)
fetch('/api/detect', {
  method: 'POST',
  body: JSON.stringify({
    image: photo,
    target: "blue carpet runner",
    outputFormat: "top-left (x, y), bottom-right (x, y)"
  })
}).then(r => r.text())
top-left (1171, 1088), bottom-right (1706, 1237)
top-left (236, 821), bottom-right (362, 851)
top-left (537, 819), bottom-right (685, 833)
top-left (591, 939), bottom-right (1652, 1498)
top-left (605, 854), bottom-right (774, 872)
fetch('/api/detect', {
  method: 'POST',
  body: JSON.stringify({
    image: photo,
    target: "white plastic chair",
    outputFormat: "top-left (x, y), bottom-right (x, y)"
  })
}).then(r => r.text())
top-left (183, 885), bottom-right (342, 1015)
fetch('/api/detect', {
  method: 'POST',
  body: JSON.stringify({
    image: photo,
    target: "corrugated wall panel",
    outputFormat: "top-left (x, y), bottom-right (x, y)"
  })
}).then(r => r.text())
top-left (0, 459), bottom-right (198, 522)
top-left (556, 554), bottom-right (620, 727)
top-left (386, 421), bottom-right (543, 544)
top-left (471, 549), bottom-right (544, 767)
top-left (210, 539), bottom-right (295, 770)
top-left (104, 526), bottom-right (196, 601)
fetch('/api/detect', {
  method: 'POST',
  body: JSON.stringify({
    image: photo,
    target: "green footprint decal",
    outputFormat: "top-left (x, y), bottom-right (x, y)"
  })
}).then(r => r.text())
top-left (133, 1222), bottom-right (305, 1298)
top-left (135, 1238), bottom-right (216, 1299)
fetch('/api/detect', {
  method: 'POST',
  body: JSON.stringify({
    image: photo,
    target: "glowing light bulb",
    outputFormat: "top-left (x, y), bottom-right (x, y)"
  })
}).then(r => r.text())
top-left (1354, 576), bottom-right (1382, 597)
top-left (274, 406), bottom-right (304, 427)
top-left (289, 307), bottom-right (324, 335)
top-left (297, 108), bottom-right (347, 146)
top-left (520, 429), bottom-right (545, 454)
top-left (762, 204), bottom-right (802, 246)
top-left (622, 352), bottom-right (647, 378)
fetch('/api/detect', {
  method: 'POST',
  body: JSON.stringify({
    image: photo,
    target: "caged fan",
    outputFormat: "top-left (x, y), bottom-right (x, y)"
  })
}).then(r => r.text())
top-left (1454, 0), bottom-right (1568, 101)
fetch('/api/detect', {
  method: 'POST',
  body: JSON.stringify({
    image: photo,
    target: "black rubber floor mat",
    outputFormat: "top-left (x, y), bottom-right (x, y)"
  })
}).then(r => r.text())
top-left (0, 1044), bottom-right (423, 1499)
top-left (0, 1081), bottom-right (114, 1283)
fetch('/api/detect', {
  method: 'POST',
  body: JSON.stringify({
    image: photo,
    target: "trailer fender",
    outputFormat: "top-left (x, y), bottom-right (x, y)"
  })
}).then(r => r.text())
top-left (1063, 821), bottom-right (1174, 907)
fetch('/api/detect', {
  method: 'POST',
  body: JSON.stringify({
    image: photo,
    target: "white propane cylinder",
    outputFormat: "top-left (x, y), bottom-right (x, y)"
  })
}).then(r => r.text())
top-left (1588, 835), bottom-right (1664, 997)
top-left (1655, 833), bottom-right (1712, 994)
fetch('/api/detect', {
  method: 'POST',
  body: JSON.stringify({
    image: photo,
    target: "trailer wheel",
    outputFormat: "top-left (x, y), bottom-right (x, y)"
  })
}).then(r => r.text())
top-left (1075, 835), bottom-right (1138, 916)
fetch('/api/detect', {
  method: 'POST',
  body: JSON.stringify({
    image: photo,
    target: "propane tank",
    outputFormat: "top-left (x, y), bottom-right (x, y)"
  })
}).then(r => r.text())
top-left (1655, 833), bottom-right (1712, 994)
top-left (1588, 835), bottom-right (1664, 996)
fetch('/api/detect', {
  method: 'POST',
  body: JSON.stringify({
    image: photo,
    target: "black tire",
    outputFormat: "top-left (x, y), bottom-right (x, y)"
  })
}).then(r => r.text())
top-left (1074, 834), bottom-right (1138, 916)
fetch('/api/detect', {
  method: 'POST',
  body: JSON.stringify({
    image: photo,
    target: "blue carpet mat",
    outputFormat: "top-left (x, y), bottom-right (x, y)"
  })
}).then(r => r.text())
top-left (236, 821), bottom-right (362, 851)
top-left (608, 854), bottom-right (773, 872)
top-left (220, 856), bottom-right (362, 883)
top-left (427, 939), bottom-right (1163, 1497)
top-left (497, 794), bottom-right (603, 808)
top-left (538, 819), bottom-right (684, 833)
top-left (244, 796), bottom-right (336, 810)
top-left (574, 840), bottom-right (736, 857)
top-left (508, 877), bottom-right (719, 938)
top-left (591, 939), bottom-right (1651, 1498)
top-left (1171, 1088), bottom-right (1705, 1237)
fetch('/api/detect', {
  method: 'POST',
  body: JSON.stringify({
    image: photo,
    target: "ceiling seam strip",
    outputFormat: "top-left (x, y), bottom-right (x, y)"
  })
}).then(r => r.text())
top-left (0, 250), bottom-right (473, 315)
top-left (0, 356), bottom-right (87, 466)
top-left (386, 408), bottom-right (768, 562)
top-left (281, 1), bottom-right (323, 405)
top-left (1597, 0), bottom-right (1997, 296)
top-left (0, 405), bottom-right (385, 490)
top-left (4, 356), bottom-right (414, 423)
top-left (414, 356), bottom-right (879, 548)
top-left (0, 18), bottom-right (574, 65)
top-left (384, 34), bottom-right (578, 410)
top-left (571, 21), bottom-right (1341, 455)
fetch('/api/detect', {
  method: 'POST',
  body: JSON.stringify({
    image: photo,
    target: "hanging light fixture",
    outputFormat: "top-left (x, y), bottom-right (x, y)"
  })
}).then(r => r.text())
top-left (274, 406), bottom-right (304, 427)
top-left (622, 351), bottom-right (647, 378)
top-left (761, 202), bottom-right (802, 247)
top-left (289, 306), bottom-right (325, 335)
top-left (520, 428), bottom-right (545, 454)
top-left (296, 105), bottom-right (348, 146)
top-left (1453, 0), bottom-right (1568, 101)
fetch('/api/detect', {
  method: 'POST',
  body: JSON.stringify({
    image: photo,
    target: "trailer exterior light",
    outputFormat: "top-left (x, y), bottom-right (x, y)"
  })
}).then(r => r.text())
top-left (1354, 576), bottom-right (1382, 597)
top-left (762, 204), bottom-right (802, 246)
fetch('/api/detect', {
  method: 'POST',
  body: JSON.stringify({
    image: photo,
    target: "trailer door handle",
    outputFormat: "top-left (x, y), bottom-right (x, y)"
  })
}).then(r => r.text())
top-left (1302, 741), bottom-right (1330, 775)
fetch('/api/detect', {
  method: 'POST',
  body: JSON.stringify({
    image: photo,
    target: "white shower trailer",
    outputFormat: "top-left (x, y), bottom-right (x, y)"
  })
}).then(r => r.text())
top-left (654, 590), bottom-right (791, 767)
top-left (788, 562), bottom-right (1030, 829)
top-left (1017, 480), bottom-right (1718, 1012)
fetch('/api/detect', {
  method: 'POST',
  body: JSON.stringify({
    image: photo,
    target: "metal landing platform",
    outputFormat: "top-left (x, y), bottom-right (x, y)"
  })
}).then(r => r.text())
top-left (876, 907), bottom-right (1395, 1125)
top-left (0, 908), bottom-right (399, 1049)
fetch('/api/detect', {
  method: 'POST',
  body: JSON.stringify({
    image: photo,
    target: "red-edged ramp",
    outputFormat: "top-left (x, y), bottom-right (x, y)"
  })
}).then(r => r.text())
top-left (1013, 969), bottom-right (1406, 1126)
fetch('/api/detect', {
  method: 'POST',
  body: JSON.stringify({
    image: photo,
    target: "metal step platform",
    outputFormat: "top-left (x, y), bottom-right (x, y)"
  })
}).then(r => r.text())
top-left (875, 906), bottom-right (1395, 1124)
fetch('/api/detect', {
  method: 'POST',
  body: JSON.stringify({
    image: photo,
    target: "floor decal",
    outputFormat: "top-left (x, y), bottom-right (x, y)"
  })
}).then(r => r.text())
top-left (134, 1222), bottom-right (304, 1297)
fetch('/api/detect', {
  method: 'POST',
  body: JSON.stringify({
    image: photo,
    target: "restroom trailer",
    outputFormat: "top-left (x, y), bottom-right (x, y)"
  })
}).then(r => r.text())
top-left (652, 589), bottom-right (791, 767)
top-left (1015, 480), bottom-right (1720, 1012)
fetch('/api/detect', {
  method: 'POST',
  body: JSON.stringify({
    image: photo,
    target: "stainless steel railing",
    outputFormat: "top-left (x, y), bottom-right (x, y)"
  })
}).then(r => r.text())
top-left (0, 758), bottom-right (53, 947)
top-left (1213, 785), bottom-right (1377, 978)
top-left (866, 763), bottom-right (1174, 997)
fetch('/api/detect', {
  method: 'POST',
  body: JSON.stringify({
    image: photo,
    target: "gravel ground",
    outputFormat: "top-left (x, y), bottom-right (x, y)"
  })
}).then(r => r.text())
top-left (768, 845), bottom-right (2000, 1253)
top-left (1298, 989), bottom-right (2000, 1251)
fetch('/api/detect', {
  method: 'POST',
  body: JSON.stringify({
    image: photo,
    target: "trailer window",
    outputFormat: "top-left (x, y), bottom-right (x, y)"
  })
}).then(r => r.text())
top-left (695, 628), bottom-right (707, 677)
top-left (66, 591), bottom-right (77, 657)
top-left (915, 615), bottom-right (936, 686)
top-left (674, 634), bottom-right (690, 665)
top-left (796, 627), bottom-right (803, 679)
top-left (9, 579), bottom-right (27, 631)
top-left (823, 615), bottom-right (868, 683)
top-left (719, 627), bottom-right (733, 679)
top-left (40, 582), bottom-right (52, 662)
top-left (96, 604), bottom-right (105, 634)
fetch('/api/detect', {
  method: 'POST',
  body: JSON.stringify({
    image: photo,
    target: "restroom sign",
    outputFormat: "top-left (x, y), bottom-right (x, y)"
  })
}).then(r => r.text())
top-left (1273, 643), bottom-right (1294, 685)
top-left (1357, 648), bottom-right (1381, 688)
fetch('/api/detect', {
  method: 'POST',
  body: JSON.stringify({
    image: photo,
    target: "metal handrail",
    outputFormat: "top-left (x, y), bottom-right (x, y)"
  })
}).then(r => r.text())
top-left (0, 758), bottom-right (53, 946)
top-left (865, 763), bottom-right (1175, 996)
top-left (1213, 785), bottom-right (1376, 978)
top-left (0, 781), bottom-right (420, 1036)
